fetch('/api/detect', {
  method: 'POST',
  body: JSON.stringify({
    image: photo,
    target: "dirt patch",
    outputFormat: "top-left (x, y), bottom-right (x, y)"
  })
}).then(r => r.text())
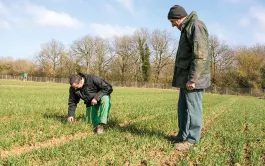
top-left (159, 151), bottom-right (186, 165)
top-left (243, 112), bottom-right (251, 166)
top-left (0, 132), bottom-right (93, 159)
top-left (0, 116), bottom-right (12, 123)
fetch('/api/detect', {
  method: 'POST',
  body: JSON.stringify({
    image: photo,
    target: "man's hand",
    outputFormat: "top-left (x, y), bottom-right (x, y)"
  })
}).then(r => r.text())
top-left (91, 98), bottom-right (97, 105)
top-left (68, 116), bottom-right (74, 123)
top-left (186, 81), bottom-right (195, 90)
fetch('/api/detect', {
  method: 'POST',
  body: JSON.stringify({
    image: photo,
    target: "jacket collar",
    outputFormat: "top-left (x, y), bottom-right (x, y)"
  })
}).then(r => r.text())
top-left (181, 11), bottom-right (198, 30)
top-left (78, 72), bottom-right (87, 85)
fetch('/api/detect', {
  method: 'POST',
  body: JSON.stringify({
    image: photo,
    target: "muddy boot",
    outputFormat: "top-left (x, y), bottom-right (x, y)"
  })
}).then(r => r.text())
top-left (96, 124), bottom-right (104, 134)
top-left (175, 141), bottom-right (194, 151)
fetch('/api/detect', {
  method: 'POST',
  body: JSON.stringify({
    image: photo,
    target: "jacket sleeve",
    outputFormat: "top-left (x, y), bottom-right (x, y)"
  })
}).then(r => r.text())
top-left (92, 75), bottom-right (113, 101)
top-left (188, 21), bottom-right (209, 83)
top-left (68, 87), bottom-right (80, 117)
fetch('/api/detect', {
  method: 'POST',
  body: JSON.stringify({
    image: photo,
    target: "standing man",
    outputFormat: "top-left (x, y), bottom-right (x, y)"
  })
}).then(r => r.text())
top-left (168, 5), bottom-right (210, 151)
top-left (68, 73), bottom-right (113, 134)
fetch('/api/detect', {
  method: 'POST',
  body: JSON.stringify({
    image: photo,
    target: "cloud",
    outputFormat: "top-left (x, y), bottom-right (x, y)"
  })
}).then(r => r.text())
top-left (239, 18), bottom-right (250, 27)
top-left (0, 1), bottom-right (84, 29)
top-left (250, 7), bottom-right (265, 43)
top-left (0, 20), bottom-right (10, 28)
top-left (239, 5), bottom-right (265, 43)
top-left (0, 1), bottom-right (8, 15)
top-left (250, 6), bottom-right (265, 27)
top-left (25, 4), bottom-right (83, 29)
top-left (116, 0), bottom-right (134, 14)
top-left (208, 22), bottom-right (240, 45)
top-left (208, 22), bottom-right (227, 40)
top-left (90, 23), bottom-right (135, 38)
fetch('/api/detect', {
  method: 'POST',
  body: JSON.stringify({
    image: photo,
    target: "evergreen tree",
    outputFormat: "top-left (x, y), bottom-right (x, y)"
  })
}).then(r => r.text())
top-left (143, 43), bottom-right (151, 82)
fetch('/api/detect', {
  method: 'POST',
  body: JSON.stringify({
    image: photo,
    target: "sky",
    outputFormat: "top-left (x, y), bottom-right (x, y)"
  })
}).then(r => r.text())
top-left (1, 0), bottom-right (265, 60)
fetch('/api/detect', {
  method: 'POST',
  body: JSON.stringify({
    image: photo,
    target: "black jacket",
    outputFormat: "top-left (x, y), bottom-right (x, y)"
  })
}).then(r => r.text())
top-left (68, 73), bottom-right (113, 117)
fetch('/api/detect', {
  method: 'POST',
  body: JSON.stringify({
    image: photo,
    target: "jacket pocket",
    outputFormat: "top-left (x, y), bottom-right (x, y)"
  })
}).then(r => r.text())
top-left (194, 40), bottom-right (208, 60)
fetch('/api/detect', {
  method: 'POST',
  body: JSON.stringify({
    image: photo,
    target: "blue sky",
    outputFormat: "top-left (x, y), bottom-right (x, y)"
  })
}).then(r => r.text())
top-left (1, 0), bottom-right (265, 59)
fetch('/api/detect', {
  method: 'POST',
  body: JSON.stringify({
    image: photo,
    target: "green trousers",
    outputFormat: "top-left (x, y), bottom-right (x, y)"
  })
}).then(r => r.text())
top-left (86, 95), bottom-right (111, 128)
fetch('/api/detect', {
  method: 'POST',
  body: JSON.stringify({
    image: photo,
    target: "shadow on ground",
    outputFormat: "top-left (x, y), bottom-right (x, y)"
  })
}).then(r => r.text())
top-left (106, 117), bottom-right (178, 144)
top-left (43, 112), bottom-right (178, 144)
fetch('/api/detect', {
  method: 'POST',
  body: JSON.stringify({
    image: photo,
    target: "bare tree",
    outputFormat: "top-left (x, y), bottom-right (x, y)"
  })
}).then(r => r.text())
top-left (209, 35), bottom-right (230, 87)
top-left (113, 35), bottom-right (138, 86)
top-left (93, 37), bottom-right (115, 78)
top-left (0, 57), bottom-right (13, 74)
top-left (11, 59), bottom-right (34, 75)
top-left (36, 39), bottom-right (65, 77)
top-left (71, 35), bottom-right (95, 74)
top-left (150, 29), bottom-right (177, 83)
top-left (63, 50), bottom-right (81, 77)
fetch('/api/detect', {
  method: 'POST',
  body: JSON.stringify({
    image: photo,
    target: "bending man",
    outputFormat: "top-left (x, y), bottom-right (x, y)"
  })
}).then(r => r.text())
top-left (68, 73), bottom-right (113, 134)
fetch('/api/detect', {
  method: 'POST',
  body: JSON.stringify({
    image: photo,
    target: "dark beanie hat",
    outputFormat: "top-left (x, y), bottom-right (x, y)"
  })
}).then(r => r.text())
top-left (168, 5), bottom-right (188, 19)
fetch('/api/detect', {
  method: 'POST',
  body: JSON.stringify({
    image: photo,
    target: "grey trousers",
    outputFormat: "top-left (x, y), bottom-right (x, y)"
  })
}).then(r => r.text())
top-left (177, 88), bottom-right (203, 144)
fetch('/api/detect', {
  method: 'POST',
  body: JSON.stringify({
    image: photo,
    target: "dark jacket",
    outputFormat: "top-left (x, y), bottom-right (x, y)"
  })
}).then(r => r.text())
top-left (172, 11), bottom-right (211, 89)
top-left (68, 73), bottom-right (113, 117)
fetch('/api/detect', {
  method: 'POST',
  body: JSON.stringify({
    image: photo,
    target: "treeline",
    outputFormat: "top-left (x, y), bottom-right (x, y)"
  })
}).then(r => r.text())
top-left (1, 28), bottom-right (265, 92)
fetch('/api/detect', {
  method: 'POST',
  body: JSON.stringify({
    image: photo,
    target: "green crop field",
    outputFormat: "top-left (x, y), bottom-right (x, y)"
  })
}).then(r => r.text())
top-left (0, 79), bottom-right (264, 165)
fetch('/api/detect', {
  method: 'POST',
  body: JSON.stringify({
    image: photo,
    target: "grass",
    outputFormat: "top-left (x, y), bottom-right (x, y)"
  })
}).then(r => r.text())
top-left (0, 79), bottom-right (264, 165)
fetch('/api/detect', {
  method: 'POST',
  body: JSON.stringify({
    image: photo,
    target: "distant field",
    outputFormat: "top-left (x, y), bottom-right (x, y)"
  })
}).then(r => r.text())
top-left (0, 79), bottom-right (264, 165)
